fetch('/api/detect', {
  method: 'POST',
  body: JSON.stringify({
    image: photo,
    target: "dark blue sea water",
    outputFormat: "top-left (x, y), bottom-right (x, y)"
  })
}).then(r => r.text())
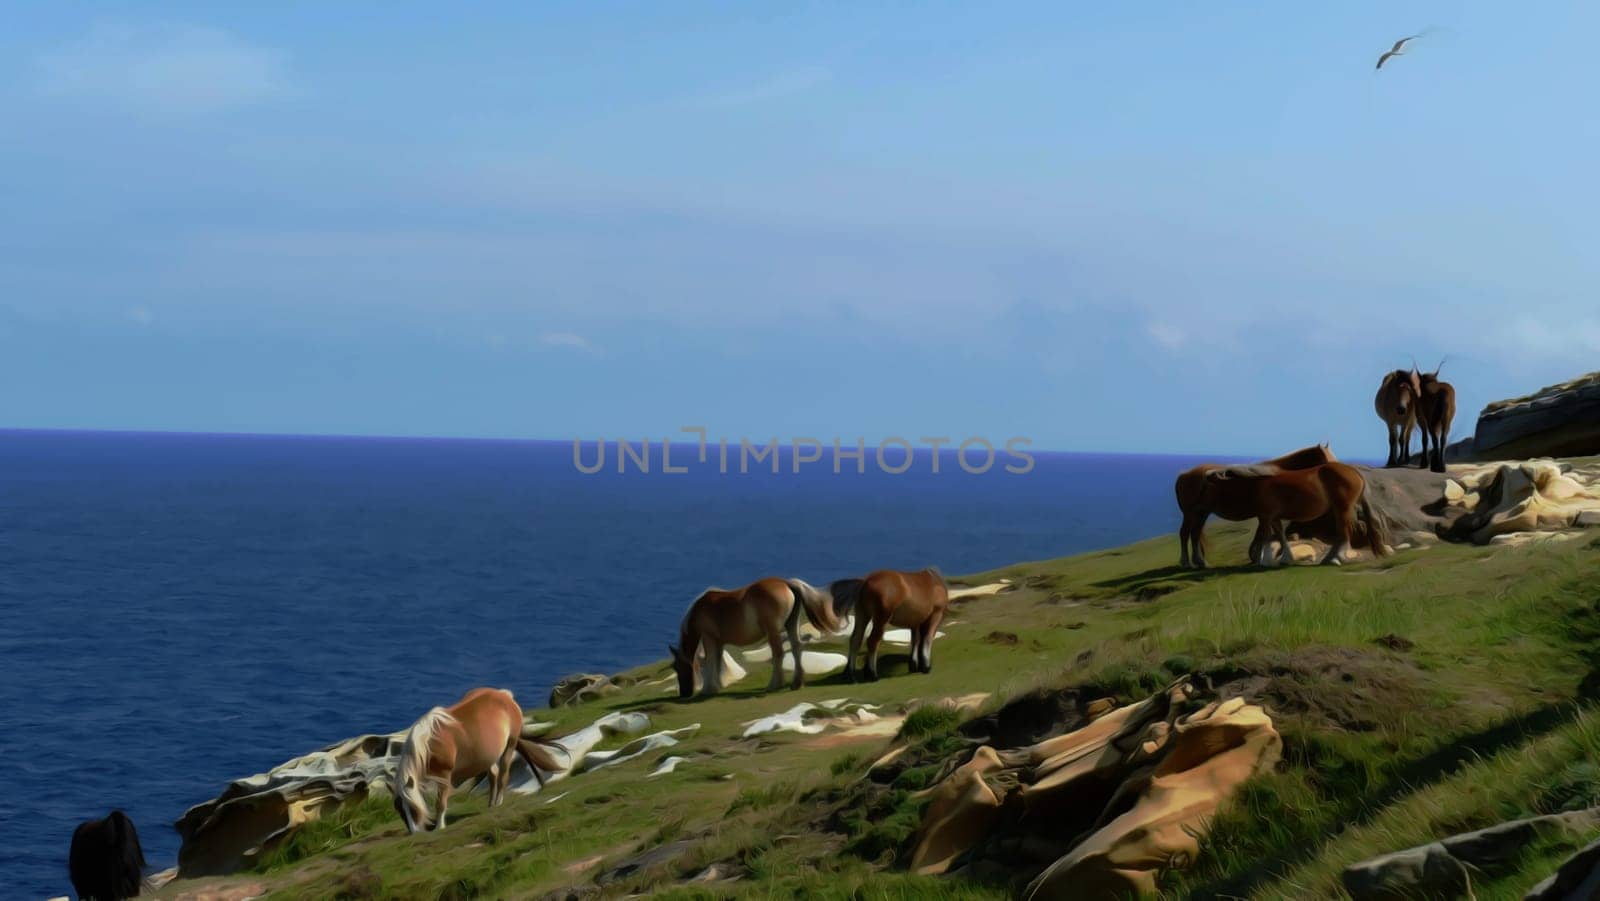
top-left (0, 430), bottom-right (1233, 898)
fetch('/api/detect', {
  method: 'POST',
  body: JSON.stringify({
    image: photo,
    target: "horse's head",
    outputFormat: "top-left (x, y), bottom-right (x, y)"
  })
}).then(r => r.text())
top-left (1389, 369), bottom-right (1421, 417)
top-left (668, 644), bottom-right (697, 699)
top-left (393, 773), bottom-right (430, 833)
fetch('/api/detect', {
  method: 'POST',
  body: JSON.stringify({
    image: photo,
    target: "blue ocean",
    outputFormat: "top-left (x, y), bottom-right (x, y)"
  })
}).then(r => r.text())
top-left (0, 430), bottom-right (1231, 898)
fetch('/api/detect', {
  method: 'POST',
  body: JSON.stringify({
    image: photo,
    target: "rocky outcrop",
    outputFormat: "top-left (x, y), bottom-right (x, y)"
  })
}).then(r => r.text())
top-left (1341, 808), bottom-right (1600, 900)
top-left (904, 677), bottom-right (1282, 899)
top-left (1462, 371), bottom-right (1600, 461)
top-left (1438, 459), bottom-right (1600, 544)
top-left (549, 673), bottom-right (621, 708)
top-left (175, 731), bottom-right (402, 876)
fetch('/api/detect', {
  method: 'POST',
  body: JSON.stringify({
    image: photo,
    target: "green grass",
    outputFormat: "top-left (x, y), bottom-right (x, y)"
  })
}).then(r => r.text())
top-left (157, 525), bottom-right (1600, 900)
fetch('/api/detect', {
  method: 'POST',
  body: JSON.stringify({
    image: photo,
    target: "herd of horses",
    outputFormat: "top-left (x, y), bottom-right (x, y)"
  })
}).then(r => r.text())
top-left (64, 364), bottom-right (1462, 896)
top-left (385, 567), bottom-right (952, 838)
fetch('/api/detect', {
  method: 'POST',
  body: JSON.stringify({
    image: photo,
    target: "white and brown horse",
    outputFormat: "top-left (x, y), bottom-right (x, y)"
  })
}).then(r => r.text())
top-left (1375, 368), bottom-right (1423, 467)
top-left (393, 687), bottom-right (559, 833)
top-left (669, 577), bottom-right (844, 698)
top-left (835, 568), bottom-right (949, 682)
top-left (1204, 462), bottom-right (1389, 566)
top-left (1175, 444), bottom-right (1336, 569)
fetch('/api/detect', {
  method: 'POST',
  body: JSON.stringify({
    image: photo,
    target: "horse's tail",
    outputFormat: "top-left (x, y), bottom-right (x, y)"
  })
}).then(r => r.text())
top-left (1357, 493), bottom-right (1390, 557)
top-left (395, 707), bottom-right (453, 832)
top-left (787, 578), bottom-right (846, 634)
top-left (514, 738), bottom-right (568, 789)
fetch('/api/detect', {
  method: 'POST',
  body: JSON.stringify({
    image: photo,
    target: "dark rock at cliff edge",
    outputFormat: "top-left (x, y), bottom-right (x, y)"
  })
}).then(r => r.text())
top-left (1451, 371), bottom-right (1600, 462)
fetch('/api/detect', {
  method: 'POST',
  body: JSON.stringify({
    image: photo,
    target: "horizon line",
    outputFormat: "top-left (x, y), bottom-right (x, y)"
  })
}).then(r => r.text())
top-left (0, 425), bottom-right (1279, 461)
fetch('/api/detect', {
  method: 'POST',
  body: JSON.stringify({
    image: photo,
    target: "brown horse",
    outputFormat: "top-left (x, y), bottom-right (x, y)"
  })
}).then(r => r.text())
top-left (1205, 462), bottom-right (1388, 566)
top-left (1374, 368), bottom-right (1423, 467)
top-left (1176, 444), bottom-right (1336, 569)
top-left (836, 568), bottom-right (949, 682)
top-left (1417, 366), bottom-right (1456, 473)
top-left (669, 577), bottom-right (843, 698)
top-left (393, 687), bottom-right (557, 833)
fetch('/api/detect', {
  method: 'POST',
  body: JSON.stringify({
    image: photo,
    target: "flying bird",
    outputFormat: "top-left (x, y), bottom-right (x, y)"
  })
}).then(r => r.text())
top-left (1375, 34), bottom-right (1421, 70)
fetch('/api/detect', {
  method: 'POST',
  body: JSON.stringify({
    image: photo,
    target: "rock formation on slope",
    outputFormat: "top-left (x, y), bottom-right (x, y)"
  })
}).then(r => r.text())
top-left (903, 676), bottom-right (1282, 899)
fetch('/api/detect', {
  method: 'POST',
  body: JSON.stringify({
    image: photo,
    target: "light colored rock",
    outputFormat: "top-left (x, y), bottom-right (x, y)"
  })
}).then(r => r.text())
top-left (905, 678), bottom-right (1280, 900)
top-left (1439, 460), bottom-right (1600, 544)
top-left (909, 746), bottom-right (1007, 874)
top-left (1444, 479), bottom-right (1465, 501)
top-left (1024, 697), bottom-right (1283, 899)
top-left (549, 673), bottom-right (620, 708)
top-left (740, 699), bottom-right (879, 738)
top-left (948, 580), bottom-right (1013, 601)
top-left (648, 756), bottom-right (690, 778)
top-left (575, 724), bottom-right (700, 775)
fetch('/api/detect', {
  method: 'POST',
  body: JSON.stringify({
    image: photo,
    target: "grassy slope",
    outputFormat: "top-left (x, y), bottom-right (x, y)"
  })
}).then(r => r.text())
top-left (162, 523), bottom-right (1600, 900)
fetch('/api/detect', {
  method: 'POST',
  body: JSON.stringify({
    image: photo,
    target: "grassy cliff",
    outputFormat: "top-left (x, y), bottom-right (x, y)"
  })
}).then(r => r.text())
top-left (161, 522), bottom-right (1600, 900)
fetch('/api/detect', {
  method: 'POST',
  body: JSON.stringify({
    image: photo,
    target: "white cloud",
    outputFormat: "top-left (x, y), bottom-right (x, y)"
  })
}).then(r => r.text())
top-left (688, 67), bottom-right (831, 109)
top-left (1145, 321), bottom-right (1187, 349)
top-left (538, 331), bottom-right (596, 353)
top-left (36, 23), bottom-right (289, 116)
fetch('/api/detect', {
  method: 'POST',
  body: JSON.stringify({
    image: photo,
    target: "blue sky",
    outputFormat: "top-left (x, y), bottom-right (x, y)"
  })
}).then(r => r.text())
top-left (3, 2), bottom-right (1597, 455)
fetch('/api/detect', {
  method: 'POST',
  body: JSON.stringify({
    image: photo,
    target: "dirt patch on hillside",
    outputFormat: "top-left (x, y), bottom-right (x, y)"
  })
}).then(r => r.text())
top-left (1210, 645), bottom-right (1430, 733)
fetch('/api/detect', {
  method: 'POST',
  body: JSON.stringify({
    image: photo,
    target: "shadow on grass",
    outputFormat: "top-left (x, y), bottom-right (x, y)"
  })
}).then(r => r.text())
top-left (1181, 700), bottom-right (1592, 900)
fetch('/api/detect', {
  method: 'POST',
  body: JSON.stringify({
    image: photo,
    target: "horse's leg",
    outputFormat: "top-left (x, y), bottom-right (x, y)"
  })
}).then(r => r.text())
top-left (1417, 422), bottom-right (1432, 472)
top-left (847, 611), bottom-right (867, 682)
top-left (494, 742), bottom-right (516, 806)
top-left (1178, 513), bottom-right (1193, 569)
top-left (1322, 504), bottom-right (1354, 565)
top-left (909, 622), bottom-right (927, 673)
top-left (435, 779), bottom-right (453, 830)
top-left (1249, 520), bottom-right (1269, 566)
top-left (865, 610), bottom-right (888, 681)
top-left (787, 612), bottom-right (805, 691)
top-left (1194, 512), bottom-right (1210, 569)
top-left (766, 629), bottom-right (785, 692)
top-left (1386, 423), bottom-right (1398, 468)
top-left (1401, 419), bottom-right (1415, 467)
top-left (701, 640), bottom-right (723, 696)
top-left (1275, 519), bottom-right (1294, 566)
top-left (920, 608), bottom-right (946, 674)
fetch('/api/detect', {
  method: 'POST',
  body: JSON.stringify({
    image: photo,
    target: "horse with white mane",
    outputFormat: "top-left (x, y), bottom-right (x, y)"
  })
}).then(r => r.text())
top-left (669, 577), bottom-right (846, 698)
top-left (393, 687), bottom-right (562, 833)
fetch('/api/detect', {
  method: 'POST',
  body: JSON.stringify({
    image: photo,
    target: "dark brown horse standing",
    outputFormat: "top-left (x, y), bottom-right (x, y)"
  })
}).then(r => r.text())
top-left (1203, 462), bottom-right (1389, 566)
top-left (1417, 365), bottom-right (1456, 473)
top-left (1374, 368), bottom-right (1423, 467)
top-left (837, 568), bottom-right (949, 682)
top-left (1176, 444), bottom-right (1336, 569)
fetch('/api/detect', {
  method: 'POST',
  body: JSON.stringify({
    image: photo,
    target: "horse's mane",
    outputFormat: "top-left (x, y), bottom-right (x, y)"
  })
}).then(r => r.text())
top-left (397, 707), bottom-right (454, 794)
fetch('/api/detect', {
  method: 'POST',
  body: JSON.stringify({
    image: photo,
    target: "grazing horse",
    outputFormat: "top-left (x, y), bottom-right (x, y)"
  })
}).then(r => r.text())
top-left (393, 687), bottom-right (558, 833)
top-left (1205, 462), bottom-right (1389, 566)
top-left (840, 568), bottom-right (949, 682)
top-left (1175, 444), bottom-right (1336, 569)
top-left (668, 577), bottom-right (844, 698)
top-left (1374, 368), bottom-right (1423, 467)
top-left (1417, 366), bottom-right (1456, 473)
top-left (70, 810), bottom-right (146, 900)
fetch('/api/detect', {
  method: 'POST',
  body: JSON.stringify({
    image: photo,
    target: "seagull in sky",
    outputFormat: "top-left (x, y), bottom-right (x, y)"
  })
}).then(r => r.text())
top-left (1375, 34), bottom-right (1422, 70)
